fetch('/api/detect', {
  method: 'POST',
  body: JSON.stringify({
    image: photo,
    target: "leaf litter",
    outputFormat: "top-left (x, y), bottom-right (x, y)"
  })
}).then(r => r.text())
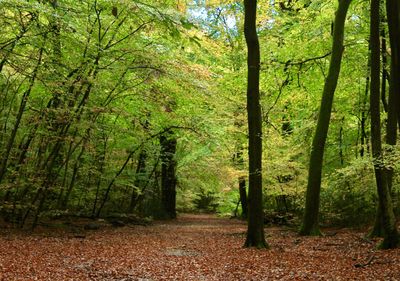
top-left (0, 214), bottom-right (399, 280)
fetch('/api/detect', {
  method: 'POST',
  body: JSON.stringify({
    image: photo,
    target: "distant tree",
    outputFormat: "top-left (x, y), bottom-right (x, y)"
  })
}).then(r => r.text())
top-left (233, 148), bottom-right (248, 219)
top-left (160, 130), bottom-right (177, 219)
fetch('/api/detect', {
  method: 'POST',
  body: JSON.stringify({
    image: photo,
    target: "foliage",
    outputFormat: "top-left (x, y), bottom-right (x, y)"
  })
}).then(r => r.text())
top-left (322, 157), bottom-right (377, 226)
top-left (0, 0), bottom-right (399, 233)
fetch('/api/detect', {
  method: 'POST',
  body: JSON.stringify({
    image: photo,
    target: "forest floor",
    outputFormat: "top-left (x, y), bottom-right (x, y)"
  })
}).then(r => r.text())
top-left (0, 214), bottom-right (399, 280)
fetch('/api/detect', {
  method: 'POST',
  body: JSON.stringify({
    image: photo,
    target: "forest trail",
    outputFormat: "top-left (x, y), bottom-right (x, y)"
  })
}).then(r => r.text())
top-left (0, 214), bottom-right (399, 280)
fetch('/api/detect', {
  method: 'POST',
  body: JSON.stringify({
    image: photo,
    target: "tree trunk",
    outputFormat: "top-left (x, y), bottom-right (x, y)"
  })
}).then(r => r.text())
top-left (360, 64), bottom-right (370, 158)
top-left (300, 0), bottom-right (352, 236)
top-left (96, 148), bottom-right (137, 218)
top-left (0, 47), bottom-right (44, 184)
top-left (130, 157), bottom-right (159, 211)
top-left (160, 131), bottom-right (177, 219)
top-left (369, 0), bottom-right (399, 249)
top-left (91, 139), bottom-right (107, 218)
top-left (385, 0), bottom-right (400, 121)
top-left (386, 1), bottom-right (400, 141)
top-left (381, 28), bottom-right (389, 112)
top-left (383, 0), bottom-right (399, 195)
top-left (239, 176), bottom-right (248, 219)
top-left (369, 1), bottom-right (399, 238)
top-left (60, 141), bottom-right (86, 210)
top-left (129, 149), bottom-right (147, 213)
top-left (243, 0), bottom-right (267, 248)
top-left (339, 117), bottom-right (344, 166)
top-left (234, 149), bottom-right (248, 219)
top-left (385, 0), bottom-right (400, 216)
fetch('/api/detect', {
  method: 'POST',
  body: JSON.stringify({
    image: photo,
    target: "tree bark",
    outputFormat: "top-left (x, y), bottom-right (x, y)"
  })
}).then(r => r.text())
top-left (385, 0), bottom-right (400, 217)
top-left (369, 0), bottom-right (399, 249)
top-left (369, 1), bottom-right (399, 238)
top-left (160, 131), bottom-right (177, 219)
top-left (381, 28), bottom-right (389, 112)
top-left (300, 0), bottom-right (352, 236)
top-left (243, 0), bottom-right (267, 248)
top-left (239, 176), bottom-right (248, 219)
top-left (385, 0), bottom-right (400, 124)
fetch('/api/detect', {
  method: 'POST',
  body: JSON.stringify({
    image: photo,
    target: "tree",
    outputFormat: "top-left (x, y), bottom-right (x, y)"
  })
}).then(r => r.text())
top-left (0, 0), bottom-right (222, 225)
top-left (369, 0), bottom-right (399, 249)
top-left (300, 0), bottom-right (352, 236)
top-left (160, 130), bottom-right (178, 219)
top-left (385, 0), bottom-right (400, 123)
top-left (369, 0), bottom-right (400, 238)
top-left (243, 0), bottom-right (267, 248)
top-left (233, 148), bottom-right (248, 219)
top-left (385, 0), bottom-right (400, 169)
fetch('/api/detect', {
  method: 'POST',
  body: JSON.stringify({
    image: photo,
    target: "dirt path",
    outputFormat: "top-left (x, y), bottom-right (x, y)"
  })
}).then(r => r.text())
top-left (0, 214), bottom-right (399, 280)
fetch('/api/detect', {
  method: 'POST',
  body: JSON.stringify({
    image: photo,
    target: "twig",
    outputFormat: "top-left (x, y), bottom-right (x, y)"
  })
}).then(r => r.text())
top-left (354, 254), bottom-right (375, 268)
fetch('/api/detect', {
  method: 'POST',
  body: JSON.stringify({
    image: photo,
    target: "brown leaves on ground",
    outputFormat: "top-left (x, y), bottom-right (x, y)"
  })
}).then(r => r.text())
top-left (0, 214), bottom-right (399, 280)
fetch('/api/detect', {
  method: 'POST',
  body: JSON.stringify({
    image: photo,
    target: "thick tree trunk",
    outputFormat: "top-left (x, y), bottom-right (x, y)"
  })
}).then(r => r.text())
top-left (243, 0), bottom-right (267, 248)
top-left (385, 0), bottom-right (400, 121)
top-left (370, 2), bottom-right (399, 238)
top-left (383, 0), bottom-right (399, 198)
top-left (160, 131), bottom-right (177, 219)
top-left (300, 0), bottom-right (352, 236)
top-left (385, 0), bottom-right (400, 216)
top-left (369, 0), bottom-right (399, 249)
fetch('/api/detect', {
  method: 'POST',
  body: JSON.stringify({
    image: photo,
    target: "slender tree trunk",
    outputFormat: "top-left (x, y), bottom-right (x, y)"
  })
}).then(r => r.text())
top-left (243, 0), bottom-right (267, 248)
top-left (300, 0), bottom-right (352, 236)
top-left (91, 139), bottom-right (107, 217)
top-left (60, 141), bottom-right (86, 210)
top-left (0, 16), bottom-right (34, 73)
top-left (0, 47), bottom-right (44, 184)
top-left (96, 149), bottom-right (136, 218)
top-left (130, 158), bottom-right (159, 211)
top-left (234, 149), bottom-right (248, 219)
top-left (381, 28), bottom-right (389, 112)
top-left (369, 0), bottom-right (399, 249)
top-left (239, 176), bottom-right (248, 219)
top-left (339, 117), bottom-right (344, 166)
